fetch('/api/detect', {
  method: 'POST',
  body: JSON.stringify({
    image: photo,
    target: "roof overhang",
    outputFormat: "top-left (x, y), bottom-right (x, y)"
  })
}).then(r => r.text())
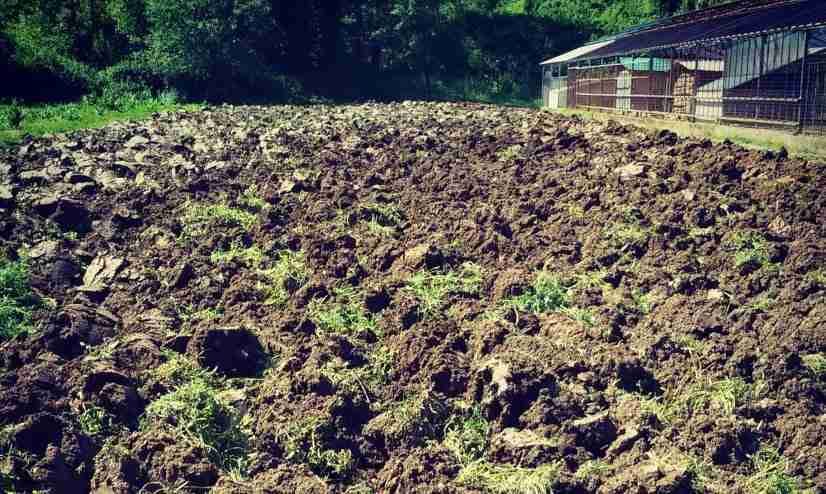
top-left (540, 40), bottom-right (615, 65)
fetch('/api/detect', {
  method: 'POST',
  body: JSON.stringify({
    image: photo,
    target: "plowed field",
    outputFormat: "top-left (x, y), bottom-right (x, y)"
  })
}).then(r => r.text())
top-left (1, 102), bottom-right (825, 493)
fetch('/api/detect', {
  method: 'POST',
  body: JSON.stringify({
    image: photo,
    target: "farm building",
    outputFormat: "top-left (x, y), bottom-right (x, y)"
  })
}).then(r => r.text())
top-left (541, 0), bottom-right (826, 133)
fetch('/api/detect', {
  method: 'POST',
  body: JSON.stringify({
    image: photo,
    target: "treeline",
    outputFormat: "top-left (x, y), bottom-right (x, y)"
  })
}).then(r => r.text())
top-left (0, 0), bottom-right (730, 104)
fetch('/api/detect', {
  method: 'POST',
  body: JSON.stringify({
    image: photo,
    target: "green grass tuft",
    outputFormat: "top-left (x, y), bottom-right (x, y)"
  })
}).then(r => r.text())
top-left (143, 374), bottom-right (248, 473)
top-left (744, 447), bottom-right (809, 494)
top-left (276, 416), bottom-right (355, 479)
top-left (405, 262), bottom-right (483, 315)
top-left (0, 256), bottom-right (39, 341)
top-left (321, 344), bottom-right (394, 400)
top-left (732, 232), bottom-right (772, 270)
top-left (503, 272), bottom-right (569, 314)
top-left (456, 462), bottom-right (561, 494)
top-left (179, 201), bottom-right (259, 243)
top-left (78, 404), bottom-right (114, 437)
top-left (638, 376), bottom-right (763, 424)
top-left (309, 287), bottom-right (380, 337)
top-left (801, 353), bottom-right (826, 378)
top-left (444, 407), bottom-right (490, 466)
top-left (259, 250), bottom-right (309, 307)
top-left (575, 460), bottom-right (613, 480)
top-left (210, 242), bottom-right (264, 267)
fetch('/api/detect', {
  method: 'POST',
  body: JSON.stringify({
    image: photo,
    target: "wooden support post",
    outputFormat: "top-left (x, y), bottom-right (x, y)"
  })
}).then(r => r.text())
top-left (798, 30), bottom-right (810, 132)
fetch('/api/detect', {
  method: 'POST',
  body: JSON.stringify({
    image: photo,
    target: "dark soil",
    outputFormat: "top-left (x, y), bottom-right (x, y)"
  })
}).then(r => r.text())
top-left (1, 102), bottom-right (825, 493)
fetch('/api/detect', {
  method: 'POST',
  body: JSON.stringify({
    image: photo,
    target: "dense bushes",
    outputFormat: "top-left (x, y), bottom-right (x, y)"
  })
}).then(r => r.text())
top-left (0, 0), bottom-right (725, 104)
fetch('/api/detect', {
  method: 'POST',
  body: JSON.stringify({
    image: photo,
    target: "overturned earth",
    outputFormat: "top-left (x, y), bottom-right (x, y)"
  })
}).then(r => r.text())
top-left (1, 102), bottom-right (825, 493)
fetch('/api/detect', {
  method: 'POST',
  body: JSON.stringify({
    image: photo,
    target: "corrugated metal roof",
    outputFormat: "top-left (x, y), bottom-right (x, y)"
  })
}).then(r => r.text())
top-left (540, 40), bottom-right (615, 65)
top-left (571, 0), bottom-right (826, 61)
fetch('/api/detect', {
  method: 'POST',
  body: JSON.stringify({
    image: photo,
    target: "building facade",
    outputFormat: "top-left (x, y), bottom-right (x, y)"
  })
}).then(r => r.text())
top-left (540, 0), bottom-right (826, 134)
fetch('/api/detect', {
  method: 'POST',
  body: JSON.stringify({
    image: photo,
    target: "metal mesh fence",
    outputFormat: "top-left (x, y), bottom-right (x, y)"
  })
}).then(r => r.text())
top-left (543, 26), bottom-right (826, 135)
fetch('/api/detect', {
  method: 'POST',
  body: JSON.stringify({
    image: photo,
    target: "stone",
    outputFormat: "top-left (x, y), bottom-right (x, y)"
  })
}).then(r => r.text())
top-left (83, 256), bottom-right (126, 287)
top-left (606, 426), bottom-right (641, 456)
top-left (125, 135), bottom-right (150, 149)
top-left (768, 216), bottom-right (791, 239)
top-left (278, 178), bottom-right (298, 194)
top-left (73, 182), bottom-right (97, 195)
top-left (28, 240), bottom-right (60, 259)
top-left (615, 164), bottom-right (645, 179)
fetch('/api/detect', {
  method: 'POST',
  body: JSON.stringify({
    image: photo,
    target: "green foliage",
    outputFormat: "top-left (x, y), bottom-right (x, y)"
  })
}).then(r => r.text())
top-left (744, 447), bottom-right (808, 494)
top-left (405, 262), bottom-right (484, 315)
top-left (456, 462), bottom-right (561, 494)
top-left (805, 268), bottom-right (826, 286)
top-left (179, 201), bottom-right (259, 242)
top-left (0, 256), bottom-right (39, 341)
top-left (238, 185), bottom-right (269, 212)
top-left (503, 272), bottom-right (569, 313)
top-left (801, 354), bottom-right (826, 378)
top-left (606, 221), bottom-right (651, 249)
top-left (180, 306), bottom-right (223, 326)
top-left (259, 250), bottom-right (308, 307)
top-left (0, 102), bottom-right (23, 129)
top-left (309, 287), bottom-right (380, 337)
top-left (632, 289), bottom-right (654, 314)
top-left (143, 374), bottom-right (248, 472)
top-left (78, 404), bottom-right (114, 438)
top-left (732, 232), bottom-right (772, 270)
top-left (321, 345), bottom-right (395, 400)
top-left (562, 307), bottom-right (595, 327)
top-left (210, 242), bottom-right (264, 267)
top-left (276, 416), bottom-right (355, 479)
top-left (444, 407), bottom-right (490, 466)
top-left (0, 98), bottom-right (196, 147)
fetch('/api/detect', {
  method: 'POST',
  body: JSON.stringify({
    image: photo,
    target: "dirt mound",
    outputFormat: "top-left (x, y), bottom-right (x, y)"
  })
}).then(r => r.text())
top-left (1, 102), bottom-right (825, 493)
